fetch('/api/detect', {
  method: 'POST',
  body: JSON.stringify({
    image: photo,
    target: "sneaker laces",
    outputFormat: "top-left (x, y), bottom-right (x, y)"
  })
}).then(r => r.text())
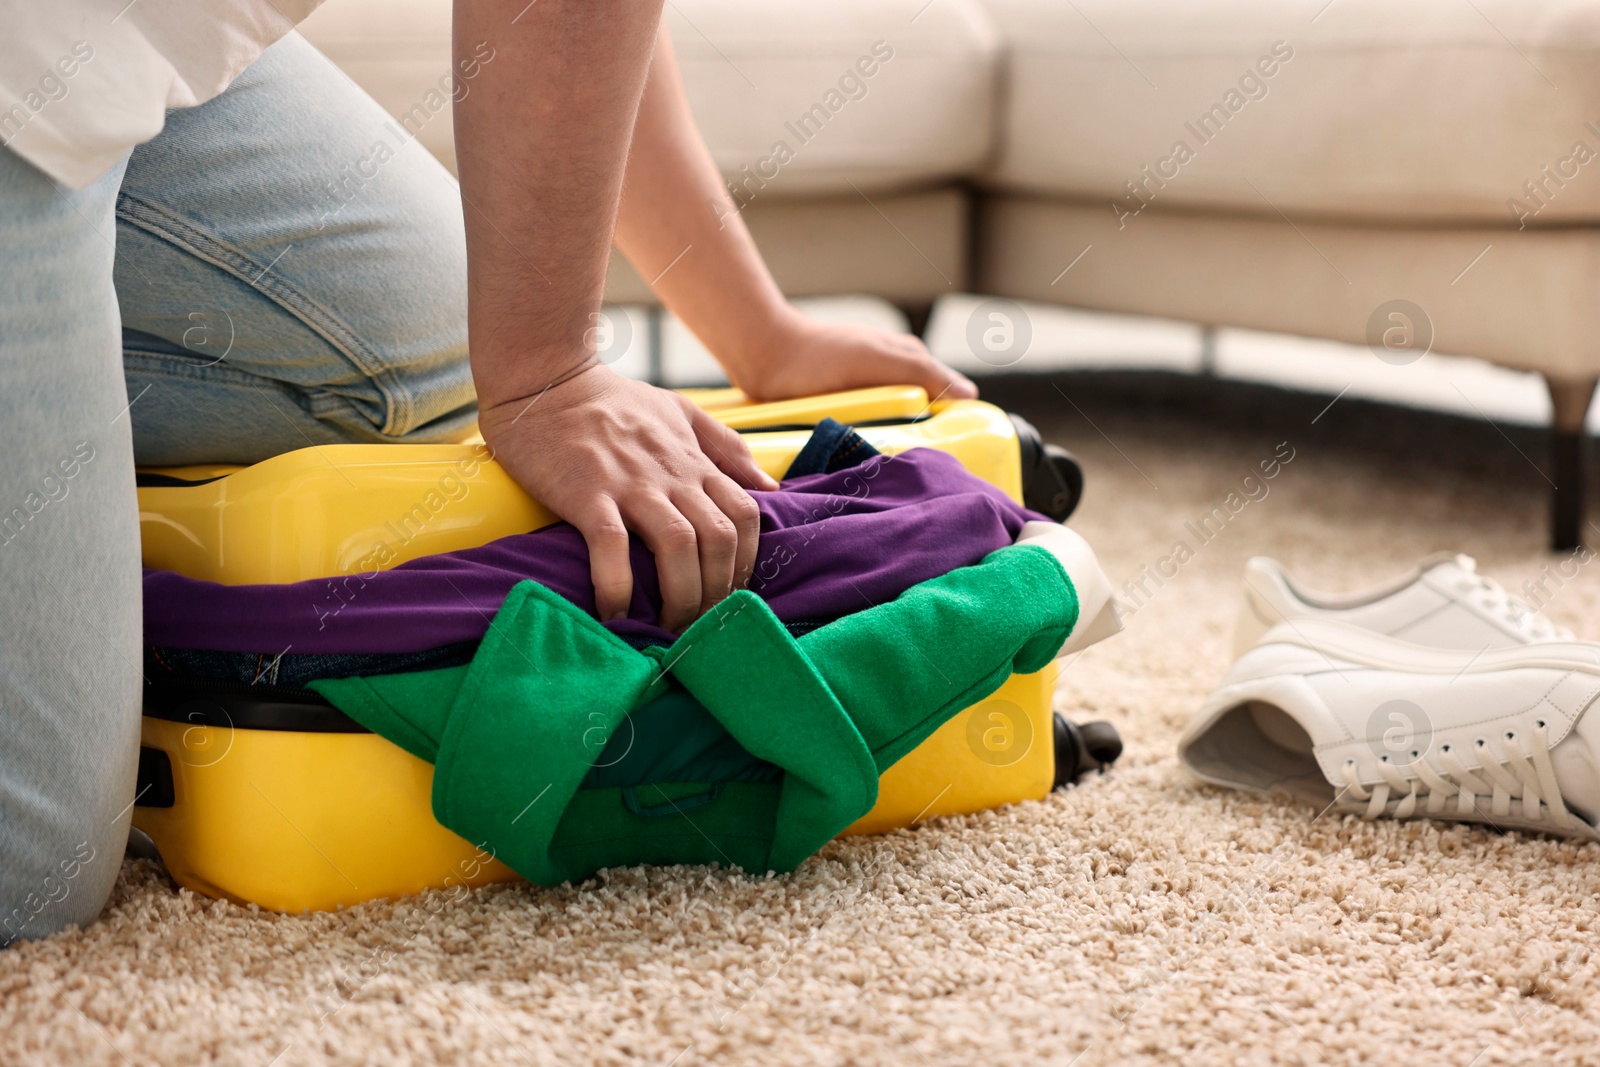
top-left (1337, 721), bottom-right (1587, 832)
top-left (1448, 555), bottom-right (1573, 642)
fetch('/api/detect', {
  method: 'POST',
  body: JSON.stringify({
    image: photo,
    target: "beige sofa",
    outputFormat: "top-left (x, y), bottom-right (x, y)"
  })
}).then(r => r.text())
top-left (300, 0), bottom-right (1600, 549)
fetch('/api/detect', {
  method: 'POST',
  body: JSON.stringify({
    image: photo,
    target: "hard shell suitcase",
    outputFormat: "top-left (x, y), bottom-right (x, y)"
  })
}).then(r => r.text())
top-left (133, 386), bottom-right (1098, 911)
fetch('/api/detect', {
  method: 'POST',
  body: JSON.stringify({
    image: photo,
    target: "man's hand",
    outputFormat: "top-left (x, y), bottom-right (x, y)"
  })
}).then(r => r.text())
top-left (478, 365), bottom-right (777, 632)
top-left (727, 309), bottom-right (978, 404)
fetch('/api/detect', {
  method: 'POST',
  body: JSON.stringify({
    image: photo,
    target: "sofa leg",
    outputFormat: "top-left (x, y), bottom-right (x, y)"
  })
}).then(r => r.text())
top-left (1198, 325), bottom-right (1218, 376)
top-left (896, 302), bottom-right (933, 338)
top-left (1545, 375), bottom-right (1597, 552)
top-left (646, 305), bottom-right (664, 388)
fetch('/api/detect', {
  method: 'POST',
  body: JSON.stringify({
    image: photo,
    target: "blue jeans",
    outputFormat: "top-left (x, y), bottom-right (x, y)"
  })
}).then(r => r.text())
top-left (0, 33), bottom-right (474, 944)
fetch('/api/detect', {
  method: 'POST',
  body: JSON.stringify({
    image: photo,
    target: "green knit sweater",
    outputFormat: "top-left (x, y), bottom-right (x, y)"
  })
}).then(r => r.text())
top-left (309, 542), bottom-right (1078, 885)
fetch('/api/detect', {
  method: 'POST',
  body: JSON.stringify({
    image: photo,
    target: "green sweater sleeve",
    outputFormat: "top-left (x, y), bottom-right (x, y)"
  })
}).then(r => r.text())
top-left (308, 542), bottom-right (1080, 883)
top-left (795, 542), bottom-right (1078, 770)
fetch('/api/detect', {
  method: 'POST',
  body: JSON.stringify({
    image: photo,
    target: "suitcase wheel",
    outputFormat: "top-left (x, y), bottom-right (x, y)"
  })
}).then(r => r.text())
top-left (1010, 414), bottom-right (1085, 522)
top-left (1052, 713), bottom-right (1123, 790)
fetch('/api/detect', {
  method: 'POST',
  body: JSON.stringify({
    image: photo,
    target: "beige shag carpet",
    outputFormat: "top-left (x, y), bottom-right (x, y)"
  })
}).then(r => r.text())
top-left (5, 376), bottom-right (1600, 1067)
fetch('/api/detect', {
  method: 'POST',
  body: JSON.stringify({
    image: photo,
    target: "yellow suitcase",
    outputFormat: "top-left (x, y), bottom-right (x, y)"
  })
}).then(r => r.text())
top-left (132, 387), bottom-right (1102, 912)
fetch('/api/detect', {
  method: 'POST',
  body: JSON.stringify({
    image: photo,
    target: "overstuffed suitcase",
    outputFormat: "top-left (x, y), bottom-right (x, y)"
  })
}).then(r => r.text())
top-left (132, 386), bottom-right (1113, 912)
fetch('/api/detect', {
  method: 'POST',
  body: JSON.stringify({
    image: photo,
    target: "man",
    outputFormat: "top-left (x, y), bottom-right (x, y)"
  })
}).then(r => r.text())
top-left (0, 0), bottom-right (974, 942)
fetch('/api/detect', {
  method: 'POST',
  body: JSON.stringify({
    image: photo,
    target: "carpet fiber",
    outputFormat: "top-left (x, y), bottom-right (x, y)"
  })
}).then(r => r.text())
top-left (5, 375), bottom-right (1600, 1066)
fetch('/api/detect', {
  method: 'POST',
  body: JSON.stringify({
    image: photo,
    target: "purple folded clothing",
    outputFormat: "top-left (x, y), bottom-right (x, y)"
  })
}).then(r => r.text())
top-left (143, 448), bottom-right (1047, 654)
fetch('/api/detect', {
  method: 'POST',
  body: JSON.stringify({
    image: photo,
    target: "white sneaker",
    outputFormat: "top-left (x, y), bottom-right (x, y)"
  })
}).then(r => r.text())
top-left (1235, 553), bottom-right (1573, 658)
top-left (1180, 619), bottom-right (1600, 840)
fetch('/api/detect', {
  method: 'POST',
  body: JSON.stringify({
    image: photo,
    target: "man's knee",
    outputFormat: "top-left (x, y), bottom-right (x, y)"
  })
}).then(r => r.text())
top-left (0, 646), bottom-right (138, 946)
top-left (0, 474), bottom-right (141, 946)
top-left (0, 666), bottom-right (137, 946)
top-left (0, 829), bottom-right (121, 947)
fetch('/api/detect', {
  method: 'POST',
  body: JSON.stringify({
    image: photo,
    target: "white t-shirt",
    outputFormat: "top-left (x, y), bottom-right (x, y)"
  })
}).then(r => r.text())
top-left (0, 0), bottom-right (323, 188)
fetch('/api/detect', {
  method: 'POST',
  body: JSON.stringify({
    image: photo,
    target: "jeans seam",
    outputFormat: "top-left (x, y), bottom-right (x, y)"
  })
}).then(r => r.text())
top-left (113, 191), bottom-right (415, 437)
top-left (123, 346), bottom-right (351, 421)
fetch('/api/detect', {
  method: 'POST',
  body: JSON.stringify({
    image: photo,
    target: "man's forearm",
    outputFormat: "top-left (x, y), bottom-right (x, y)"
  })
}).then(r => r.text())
top-left (613, 28), bottom-right (791, 380)
top-left (454, 0), bottom-right (665, 410)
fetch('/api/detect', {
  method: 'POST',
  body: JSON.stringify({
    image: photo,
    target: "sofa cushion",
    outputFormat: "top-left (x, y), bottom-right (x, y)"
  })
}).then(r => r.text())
top-left (979, 195), bottom-right (1600, 380)
top-left (980, 0), bottom-right (1600, 225)
top-left (604, 188), bottom-right (969, 305)
top-left (298, 0), bottom-right (1000, 196)
top-left (665, 0), bottom-right (999, 197)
